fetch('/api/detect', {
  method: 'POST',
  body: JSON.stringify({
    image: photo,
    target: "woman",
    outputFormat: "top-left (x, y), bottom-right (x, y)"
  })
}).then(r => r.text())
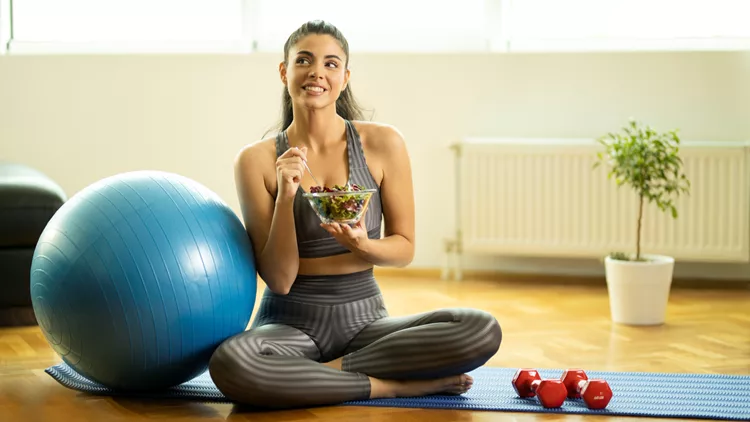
top-left (208, 20), bottom-right (502, 409)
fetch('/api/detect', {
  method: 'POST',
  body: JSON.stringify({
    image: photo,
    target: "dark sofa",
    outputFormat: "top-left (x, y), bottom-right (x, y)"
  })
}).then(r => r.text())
top-left (0, 162), bottom-right (67, 326)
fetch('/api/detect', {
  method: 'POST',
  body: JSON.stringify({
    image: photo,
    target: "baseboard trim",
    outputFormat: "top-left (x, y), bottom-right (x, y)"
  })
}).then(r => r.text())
top-left (373, 267), bottom-right (750, 290)
top-left (0, 306), bottom-right (38, 327)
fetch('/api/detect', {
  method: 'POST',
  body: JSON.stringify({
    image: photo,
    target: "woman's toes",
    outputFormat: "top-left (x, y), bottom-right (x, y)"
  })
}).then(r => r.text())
top-left (459, 374), bottom-right (473, 386)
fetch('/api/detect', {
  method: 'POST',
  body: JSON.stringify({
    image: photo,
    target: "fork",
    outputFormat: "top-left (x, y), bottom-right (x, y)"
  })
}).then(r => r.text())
top-left (302, 159), bottom-right (321, 188)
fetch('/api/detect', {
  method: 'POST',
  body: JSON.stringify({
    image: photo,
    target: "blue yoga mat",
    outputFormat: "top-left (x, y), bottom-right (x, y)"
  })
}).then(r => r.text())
top-left (45, 362), bottom-right (750, 420)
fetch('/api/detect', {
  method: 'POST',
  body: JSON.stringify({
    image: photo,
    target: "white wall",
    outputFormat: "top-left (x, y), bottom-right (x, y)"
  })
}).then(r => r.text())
top-left (2, 51), bottom-right (749, 280)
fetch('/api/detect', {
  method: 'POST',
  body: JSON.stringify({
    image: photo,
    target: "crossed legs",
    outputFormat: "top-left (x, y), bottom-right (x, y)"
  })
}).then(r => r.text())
top-left (208, 323), bottom-right (371, 408)
top-left (208, 307), bottom-right (502, 409)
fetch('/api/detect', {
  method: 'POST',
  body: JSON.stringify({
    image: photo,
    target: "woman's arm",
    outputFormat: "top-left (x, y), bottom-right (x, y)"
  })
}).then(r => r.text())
top-left (351, 125), bottom-right (416, 267)
top-left (234, 143), bottom-right (299, 294)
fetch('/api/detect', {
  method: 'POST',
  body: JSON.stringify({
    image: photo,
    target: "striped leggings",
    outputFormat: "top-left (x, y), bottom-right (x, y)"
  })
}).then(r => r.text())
top-left (208, 269), bottom-right (502, 409)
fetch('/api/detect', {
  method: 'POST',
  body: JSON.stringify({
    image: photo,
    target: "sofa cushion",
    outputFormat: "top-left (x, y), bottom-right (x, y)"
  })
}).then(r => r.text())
top-left (0, 162), bottom-right (67, 247)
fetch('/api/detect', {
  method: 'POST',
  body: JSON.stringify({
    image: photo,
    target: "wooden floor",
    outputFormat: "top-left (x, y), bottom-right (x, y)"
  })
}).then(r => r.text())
top-left (2, 272), bottom-right (749, 421)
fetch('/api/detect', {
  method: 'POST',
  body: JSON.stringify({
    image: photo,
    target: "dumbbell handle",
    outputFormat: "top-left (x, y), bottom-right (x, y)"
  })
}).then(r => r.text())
top-left (561, 376), bottom-right (588, 398)
top-left (573, 379), bottom-right (587, 394)
top-left (516, 379), bottom-right (544, 396)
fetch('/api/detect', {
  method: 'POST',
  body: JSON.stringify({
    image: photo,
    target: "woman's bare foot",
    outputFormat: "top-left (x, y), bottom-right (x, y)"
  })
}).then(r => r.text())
top-left (369, 374), bottom-right (473, 399)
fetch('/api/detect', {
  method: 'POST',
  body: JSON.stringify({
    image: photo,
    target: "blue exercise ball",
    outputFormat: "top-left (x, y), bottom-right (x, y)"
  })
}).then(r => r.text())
top-left (30, 171), bottom-right (256, 391)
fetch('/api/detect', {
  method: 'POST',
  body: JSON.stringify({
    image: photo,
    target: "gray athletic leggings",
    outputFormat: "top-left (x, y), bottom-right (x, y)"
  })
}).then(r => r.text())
top-left (208, 269), bottom-right (502, 409)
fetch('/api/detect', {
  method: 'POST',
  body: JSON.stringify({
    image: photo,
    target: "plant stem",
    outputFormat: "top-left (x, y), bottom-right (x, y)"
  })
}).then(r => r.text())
top-left (637, 194), bottom-right (644, 260)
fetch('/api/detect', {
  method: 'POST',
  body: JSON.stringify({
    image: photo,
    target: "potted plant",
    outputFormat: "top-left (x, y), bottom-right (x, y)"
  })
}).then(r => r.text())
top-left (594, 119), bottom-right (691, 325)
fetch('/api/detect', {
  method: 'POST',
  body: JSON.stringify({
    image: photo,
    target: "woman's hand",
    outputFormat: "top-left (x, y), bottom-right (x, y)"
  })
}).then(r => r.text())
top-left (321, 212), bottom-right (369, 253)
top-left (276, 147), bottom-right (308, 202)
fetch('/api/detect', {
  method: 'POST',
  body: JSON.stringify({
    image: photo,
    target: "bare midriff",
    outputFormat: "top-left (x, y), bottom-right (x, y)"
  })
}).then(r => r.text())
top-left (298, 253), bottom-right (373, 275)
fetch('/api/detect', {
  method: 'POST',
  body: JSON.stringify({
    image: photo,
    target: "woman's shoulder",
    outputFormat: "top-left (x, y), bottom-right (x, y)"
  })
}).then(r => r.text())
top-left (234, 136), bottom-right (277, 172)
top-left (350, 120), bottom-right (407, 154)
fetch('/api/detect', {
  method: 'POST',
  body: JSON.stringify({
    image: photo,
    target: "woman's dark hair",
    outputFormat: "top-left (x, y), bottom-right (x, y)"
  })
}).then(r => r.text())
top-left (268, 20), bottom-right (369, 135)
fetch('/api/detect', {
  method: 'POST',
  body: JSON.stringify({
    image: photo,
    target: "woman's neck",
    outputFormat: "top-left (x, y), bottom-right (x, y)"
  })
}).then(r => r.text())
top-left (286, 106), bottom-right (345, 152)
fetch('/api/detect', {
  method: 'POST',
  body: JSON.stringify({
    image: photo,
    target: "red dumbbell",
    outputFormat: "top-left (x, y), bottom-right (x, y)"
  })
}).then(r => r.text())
top-left (560, 369), bottom-right (613, 409)
top-left (512, 368), bottom-right (567, 408)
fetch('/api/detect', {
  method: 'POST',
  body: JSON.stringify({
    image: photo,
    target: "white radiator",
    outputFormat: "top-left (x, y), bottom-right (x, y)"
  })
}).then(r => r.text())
top-left (443, 138), bottom-right (750, 280)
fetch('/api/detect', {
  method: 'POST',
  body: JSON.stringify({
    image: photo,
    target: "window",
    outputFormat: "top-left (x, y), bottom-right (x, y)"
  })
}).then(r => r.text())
top-left (503, 0), bottom-right (750, 52)
top-left (251, 0), bottom-right (488, 53)
top-left (8, 0), bottom-right (248, 53)
top-left (2, 0), bottom-right (749, 54)
top-left (0, 0), bottom-right (10, 55)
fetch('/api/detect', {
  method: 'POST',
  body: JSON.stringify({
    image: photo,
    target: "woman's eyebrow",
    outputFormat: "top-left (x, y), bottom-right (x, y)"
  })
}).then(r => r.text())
top-left (297, 50), bottom-right (342, 61)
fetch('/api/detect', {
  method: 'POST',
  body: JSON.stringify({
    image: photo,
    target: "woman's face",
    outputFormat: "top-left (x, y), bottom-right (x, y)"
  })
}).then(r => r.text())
top-left (280, 34), bottom-right (350, 111)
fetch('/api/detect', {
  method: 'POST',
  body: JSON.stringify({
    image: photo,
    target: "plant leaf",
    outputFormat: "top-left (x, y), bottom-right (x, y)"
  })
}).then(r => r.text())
top-left (592, 119), bottom-right (691, 255)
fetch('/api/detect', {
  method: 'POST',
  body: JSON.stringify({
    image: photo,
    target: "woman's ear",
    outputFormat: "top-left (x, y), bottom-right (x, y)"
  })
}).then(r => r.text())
top-left (279, 61), bottom-right (288, 85)
top-left (343, 67), bottom-right (351, 91)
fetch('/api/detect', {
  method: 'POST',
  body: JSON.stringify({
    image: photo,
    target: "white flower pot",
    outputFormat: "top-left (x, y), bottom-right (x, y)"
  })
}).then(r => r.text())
top-left (604, 254), bottom-right (675, 325)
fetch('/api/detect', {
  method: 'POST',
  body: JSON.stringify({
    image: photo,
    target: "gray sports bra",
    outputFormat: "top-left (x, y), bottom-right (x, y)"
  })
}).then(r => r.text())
top-left (274, 120), bottom-right (383, 258)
